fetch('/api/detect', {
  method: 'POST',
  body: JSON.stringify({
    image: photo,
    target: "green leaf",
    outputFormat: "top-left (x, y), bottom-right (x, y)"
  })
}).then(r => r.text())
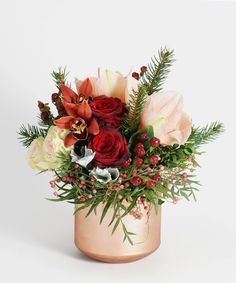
top-left (74, 203), bottom-right (91, 215)
top-left (100, 201), bottom-right (112, 224)
top-left (147, 125), bottom-right (154, 138)
top-left (112, 218), bottom-right (121, 234)
top-left (128, 129), bottom-right (145, 149)
top-left (85, 199), bottom-right (101, 218)
top-left (108, 202), bottom-right (120, 227)
top-left (121, 196), bottom-right (139, 218)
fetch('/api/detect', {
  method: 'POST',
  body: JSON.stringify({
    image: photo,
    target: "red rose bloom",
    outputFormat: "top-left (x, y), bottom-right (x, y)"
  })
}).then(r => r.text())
top-left (88, 128), bottom-right (130, 168)
top-left (90, 95), bottom-right (126, 128)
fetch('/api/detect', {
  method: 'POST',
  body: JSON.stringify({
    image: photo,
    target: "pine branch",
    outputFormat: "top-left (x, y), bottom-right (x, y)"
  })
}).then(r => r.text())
top-left (121, 85), bottom-right (147, 135)
top-left (18, 124), bottom-right (47, 148)
top-left (141, 47), bottom-right (175, 95)
top-left (51, 67), bottom-right (68, 89)
top-left (187, 121), bottom-right (224, 147)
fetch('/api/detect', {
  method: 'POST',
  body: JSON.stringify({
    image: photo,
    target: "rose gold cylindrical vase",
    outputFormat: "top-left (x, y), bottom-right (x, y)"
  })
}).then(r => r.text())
top-left (74, 203), bottom-right (161, 263)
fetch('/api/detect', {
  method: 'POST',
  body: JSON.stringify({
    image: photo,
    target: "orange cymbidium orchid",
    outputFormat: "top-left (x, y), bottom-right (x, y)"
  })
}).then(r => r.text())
top-left (54, 79), bottom-right (99, 147)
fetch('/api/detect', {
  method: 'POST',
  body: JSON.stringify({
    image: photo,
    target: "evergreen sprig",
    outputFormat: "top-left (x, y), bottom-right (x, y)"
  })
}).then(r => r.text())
top-left (51, 67), bottom-right (68, 89)
top-left (141, 47), bottom-right (174, 95)
top-left (121, 85), bottom-right (147, 136)
top-left (18, 124), bottom-right (47, 148)
top-left (187, 122), bottom-right (224, 147)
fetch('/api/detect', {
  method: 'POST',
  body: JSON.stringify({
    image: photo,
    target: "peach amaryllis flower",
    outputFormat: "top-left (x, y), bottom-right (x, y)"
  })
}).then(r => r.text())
top-left (54, 79), bottom-right (99, 147)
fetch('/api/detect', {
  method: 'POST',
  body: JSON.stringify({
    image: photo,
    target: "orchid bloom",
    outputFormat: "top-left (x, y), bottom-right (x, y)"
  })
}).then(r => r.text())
top-left (54, 79), bottom-right (99, 147)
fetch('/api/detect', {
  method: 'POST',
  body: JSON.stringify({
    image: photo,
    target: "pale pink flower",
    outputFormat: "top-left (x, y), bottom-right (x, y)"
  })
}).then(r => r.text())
top-left (75, 70), bottom-right (138, 104)
top-left (140, 91), bottom-right (192, 145)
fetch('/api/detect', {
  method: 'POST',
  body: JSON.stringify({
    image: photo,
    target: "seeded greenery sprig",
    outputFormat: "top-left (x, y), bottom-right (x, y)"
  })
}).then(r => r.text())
top-left (141, 47), bottom-right (175, 95)
top-left (18, 124), bottom-right (47, 148)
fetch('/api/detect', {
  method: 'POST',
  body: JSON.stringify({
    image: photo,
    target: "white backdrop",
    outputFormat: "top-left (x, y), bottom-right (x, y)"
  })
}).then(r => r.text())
top-left (0, 1), bottom-right (235, 282)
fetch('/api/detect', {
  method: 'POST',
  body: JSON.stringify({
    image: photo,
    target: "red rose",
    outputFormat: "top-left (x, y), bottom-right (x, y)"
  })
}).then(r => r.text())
top-left (88, 128), bottom-right (130, 168)
top-left (90, 95), bottom-right (126, 128)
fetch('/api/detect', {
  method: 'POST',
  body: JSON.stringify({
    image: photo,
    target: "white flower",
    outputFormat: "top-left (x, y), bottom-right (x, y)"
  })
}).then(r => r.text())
top-left (43, 126), bottom-right (72, 169)
top-left (27, 137), bottom-right (49, 171)
top-left (89, 167), bottom-right (119, 183)
top-left (70, 146), bottom-right (95, 168)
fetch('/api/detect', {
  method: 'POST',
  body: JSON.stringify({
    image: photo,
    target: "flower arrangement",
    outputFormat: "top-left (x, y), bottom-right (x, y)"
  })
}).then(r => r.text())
top-left (18, 48), bottom-right (223, 245)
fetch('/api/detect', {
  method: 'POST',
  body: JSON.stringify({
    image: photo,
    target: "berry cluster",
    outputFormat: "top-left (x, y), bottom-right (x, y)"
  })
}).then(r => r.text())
top-left (51, 92), bottom-right (65, 114)
top-left (132, 65), bottom-right (148, 81)
top-left (122, 133), bottom-right (164, 190)
top-left (38, 101), bottom-right (52, 123)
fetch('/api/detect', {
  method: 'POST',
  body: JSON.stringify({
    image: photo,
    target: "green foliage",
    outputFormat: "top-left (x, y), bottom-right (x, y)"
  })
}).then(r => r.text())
top-left (51, 67), bottom-right (68, 89)
top-left (127, 126), bottom-right (154, 153)
top-left (121, 85), bottom-right (147, 136)
top-left (187, 122), bottom-right (224, 147)
top-left (155, 143), bottom-right (194, 168)
top-left (121, 47), bottom-right (174, 136)
top-left (18, 124), bottom-right (47, 148)
top-left (141, 47), bottom-right (175, 95)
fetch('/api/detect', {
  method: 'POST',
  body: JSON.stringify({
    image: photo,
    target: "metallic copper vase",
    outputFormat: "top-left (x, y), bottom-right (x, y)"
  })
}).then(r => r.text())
top-left (74, 203), bottom-right (161, 263)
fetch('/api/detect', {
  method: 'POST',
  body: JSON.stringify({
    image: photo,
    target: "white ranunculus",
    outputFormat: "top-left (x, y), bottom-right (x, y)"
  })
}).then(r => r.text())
top-left (27, 137), bottom-right (49, 171)
top-left (43, 126), bottom-right (72, 169)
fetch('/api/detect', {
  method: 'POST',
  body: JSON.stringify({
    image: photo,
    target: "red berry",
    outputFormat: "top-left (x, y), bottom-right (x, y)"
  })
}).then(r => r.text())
top-left (152, 173), bottom-right (161, 181)
top-left (131, 177), bottom-right (142, 186)
top-left (69, 172), bottom-right (74, 177)
top-left (146, 180), bottom-right (155, 189)
top-left (41, 111), bottom-right (49, 121)
top-left (123, 160), bottom-right (131, 169)
top-left (135, 158), bottom-right (143, 168)
top-left (132, 72), bottom-right (140, 80)
top-left (140, 66), bottom-right (147, 73)
top-left (73, 163), bottom-right (79, 169)
top-left (81, 196), bottom-right (86, 202)
top-left (51, 93), bottom-right (59, 102)
top-left (136, 142), bottom-right (144, 148)
top-left (149, 155), bottom-right (159, 165)
top-left (135, 147), bottom-right (146, 157)
top-left (139, 133), bottom-right (148, 141)
top-left (38, 101), bottom-right (45, 110)
top-left (150, 137), bottom-right (160, 148)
